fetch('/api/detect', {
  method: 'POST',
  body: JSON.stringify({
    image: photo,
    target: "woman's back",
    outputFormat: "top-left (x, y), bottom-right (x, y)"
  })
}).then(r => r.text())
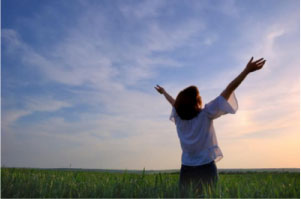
top-left (170, 93), bottom-right (238, 166)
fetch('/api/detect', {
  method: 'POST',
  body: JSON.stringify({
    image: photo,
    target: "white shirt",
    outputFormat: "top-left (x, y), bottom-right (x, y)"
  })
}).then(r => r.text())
top-left (170, 92), bottom-right (238, 166)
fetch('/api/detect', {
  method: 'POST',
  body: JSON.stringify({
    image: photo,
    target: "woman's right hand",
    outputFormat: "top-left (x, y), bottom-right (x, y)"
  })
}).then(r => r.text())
top-left (154, 85), bottom-right (165, 94)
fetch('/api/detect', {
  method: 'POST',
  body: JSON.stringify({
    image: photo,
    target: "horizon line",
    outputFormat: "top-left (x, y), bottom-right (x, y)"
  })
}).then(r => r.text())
top-left (2, 166), bottom-right (300, 171)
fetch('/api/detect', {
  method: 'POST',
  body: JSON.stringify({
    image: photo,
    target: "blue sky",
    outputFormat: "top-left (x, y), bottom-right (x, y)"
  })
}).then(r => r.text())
top-left (2, 0), bottom-right (299, 169)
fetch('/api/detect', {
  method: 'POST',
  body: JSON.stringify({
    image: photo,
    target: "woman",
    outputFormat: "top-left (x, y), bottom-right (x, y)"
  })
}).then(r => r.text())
top-left (155, 57), bottom-right (266, 196)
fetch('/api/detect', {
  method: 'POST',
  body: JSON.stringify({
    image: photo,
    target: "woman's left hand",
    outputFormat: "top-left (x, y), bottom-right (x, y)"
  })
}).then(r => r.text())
top-left (245, 57), bottom-right (266, 73)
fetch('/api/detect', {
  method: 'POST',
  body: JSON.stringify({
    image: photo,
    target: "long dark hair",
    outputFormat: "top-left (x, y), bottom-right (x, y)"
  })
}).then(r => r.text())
top-left (174, 86), bottom-right (202, 120)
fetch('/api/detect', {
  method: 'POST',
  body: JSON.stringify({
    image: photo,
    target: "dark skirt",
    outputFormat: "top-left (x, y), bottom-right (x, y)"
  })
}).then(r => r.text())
top-left (179, 161), bottom-right (218, 196)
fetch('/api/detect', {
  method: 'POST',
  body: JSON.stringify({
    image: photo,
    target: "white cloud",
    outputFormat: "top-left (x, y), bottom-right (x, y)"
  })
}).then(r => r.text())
top-left (2, 7), bottom-right (205, 88)
top-left (144, 20), bottom-right (205, 52)
top-left (2, 97), bottom-right (72, 131)
top-left (2, 110), bottom-right (31, 128)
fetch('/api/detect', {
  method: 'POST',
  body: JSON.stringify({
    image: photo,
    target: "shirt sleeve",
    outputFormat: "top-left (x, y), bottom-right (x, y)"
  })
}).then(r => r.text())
top-left (203, 92), bottom-right (238, 119)
top-left (169, 107), bottom-right (177, 123)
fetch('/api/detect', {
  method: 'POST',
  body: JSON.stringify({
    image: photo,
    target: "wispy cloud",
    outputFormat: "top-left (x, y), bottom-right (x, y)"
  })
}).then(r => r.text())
top-left (2, 96), bottom-right (71, 131)
top-left (119, 0), bottom-right (165, 19)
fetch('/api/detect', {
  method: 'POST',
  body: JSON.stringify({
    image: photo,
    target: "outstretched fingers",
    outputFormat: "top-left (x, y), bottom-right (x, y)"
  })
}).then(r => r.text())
top-left (246, 56), bottom-right (266, 72)
top-left (252, 58), bottom-right (263, 64)
top-left (248, 56), bottom-right (254, 64)
top-left (256, 59), bottom-right (266, 66)
top-left (155, 85), bottom-right (162, 90)
top-left (256, 61), bottom-right (266, 70)
top-left (154, 85), bottom-right (164, 94)
top-left (257, 60), bottom-right (266, 65)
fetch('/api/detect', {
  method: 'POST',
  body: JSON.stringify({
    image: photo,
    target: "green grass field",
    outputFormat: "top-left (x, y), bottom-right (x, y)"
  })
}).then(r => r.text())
top-left (1, 168), bottom-right (299, 198)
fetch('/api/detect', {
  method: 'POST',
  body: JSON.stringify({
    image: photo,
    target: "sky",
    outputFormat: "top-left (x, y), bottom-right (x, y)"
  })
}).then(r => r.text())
top-left (1, 0), bottom-right (300, 170)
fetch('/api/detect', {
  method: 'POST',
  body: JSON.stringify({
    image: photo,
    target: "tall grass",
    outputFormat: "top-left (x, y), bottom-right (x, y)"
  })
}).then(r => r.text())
top-left (1, 168), bottom-right (299, 198)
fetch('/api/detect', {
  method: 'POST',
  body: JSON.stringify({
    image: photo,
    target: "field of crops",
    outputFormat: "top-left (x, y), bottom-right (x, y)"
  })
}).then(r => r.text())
top-left (1, 168), bottom-right (299, 198)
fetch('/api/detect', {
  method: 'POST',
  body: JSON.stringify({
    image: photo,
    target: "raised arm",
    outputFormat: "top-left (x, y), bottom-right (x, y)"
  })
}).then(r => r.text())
top-left (221, 57), bottom-right (266, 100)
top-left (155, 85), bottom-right (175, 106)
